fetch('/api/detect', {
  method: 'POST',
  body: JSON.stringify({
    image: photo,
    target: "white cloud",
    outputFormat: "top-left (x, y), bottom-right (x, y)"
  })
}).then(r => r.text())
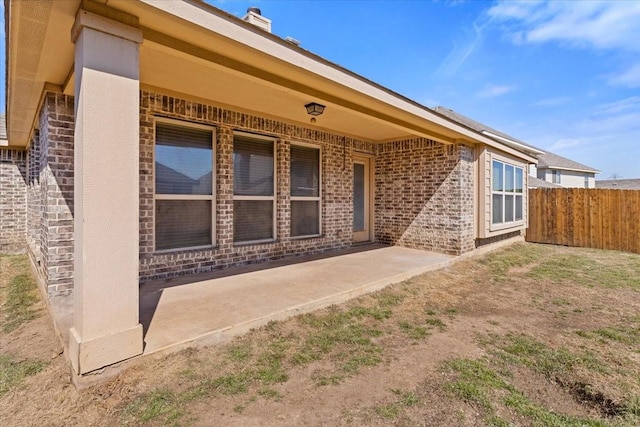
top-left (608, 63), bottom-right (640, 89)
top-left (549, 138), bottom-right (582, 151)
top-left (525, 96), bottom-right (639, 177)
top-left (488, 1), bottom-right (640, 52)
top-left (435, 21), bottom-right (486, 77)
top-left (476, 84), bottom-right (516, 98)
top-left (530, 97), bottom-right (572, 107)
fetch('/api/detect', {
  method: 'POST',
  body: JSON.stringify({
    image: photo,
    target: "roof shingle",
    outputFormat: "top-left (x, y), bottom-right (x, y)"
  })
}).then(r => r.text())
top-left (536, 151), bottom-right (599, 173)
top-left (432, 106), bottom-right (541, 152)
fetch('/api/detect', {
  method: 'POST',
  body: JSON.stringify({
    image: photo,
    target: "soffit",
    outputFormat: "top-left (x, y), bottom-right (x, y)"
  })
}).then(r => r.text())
top-left (99, 0), bottom-right (477, 143)
top-left (138, 42), bottom-right (409, 141)
top-left (6, 0), bottom-right (79, 147)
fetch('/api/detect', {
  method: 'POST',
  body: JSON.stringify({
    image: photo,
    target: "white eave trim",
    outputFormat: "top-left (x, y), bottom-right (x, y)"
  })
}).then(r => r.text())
top-left (540, 166), bottom-right (600, 174)
top-left (481, 130), bottom-right (544, 155)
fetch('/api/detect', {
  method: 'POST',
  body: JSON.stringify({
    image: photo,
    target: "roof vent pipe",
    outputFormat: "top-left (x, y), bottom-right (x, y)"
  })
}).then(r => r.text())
top-left (242, 7), bottom-right (272, 32)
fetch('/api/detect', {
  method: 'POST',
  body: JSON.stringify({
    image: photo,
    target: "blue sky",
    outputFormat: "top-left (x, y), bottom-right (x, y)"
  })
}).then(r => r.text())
top-left (2, 1), bottom-right (638, 179)
top-left (208, 0), bottom-right (639, 179)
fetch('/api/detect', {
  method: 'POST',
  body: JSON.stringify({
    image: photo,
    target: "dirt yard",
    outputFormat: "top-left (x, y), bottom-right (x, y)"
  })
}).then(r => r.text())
top-left (1, 243), bottom-right (639, 426)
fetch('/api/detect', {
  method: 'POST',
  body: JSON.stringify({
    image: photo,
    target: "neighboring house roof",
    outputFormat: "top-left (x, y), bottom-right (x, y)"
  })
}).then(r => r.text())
top-left (596, 179), bottom-right (640, 190)
top-left (536, 151), bottom-right (599, 174)
top-left (528, 176), bottom-right (562, 189)
top-left (433, 107), bottom-right (543, 156)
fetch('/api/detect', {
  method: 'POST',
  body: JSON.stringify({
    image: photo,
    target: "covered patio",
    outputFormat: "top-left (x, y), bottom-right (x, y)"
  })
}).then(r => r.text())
top-left (50, 245), bottom-right (454, 366)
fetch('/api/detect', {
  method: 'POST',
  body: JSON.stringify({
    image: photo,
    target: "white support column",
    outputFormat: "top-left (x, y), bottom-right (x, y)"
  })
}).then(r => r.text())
top-left (69, 10), bottom-right (143, 375)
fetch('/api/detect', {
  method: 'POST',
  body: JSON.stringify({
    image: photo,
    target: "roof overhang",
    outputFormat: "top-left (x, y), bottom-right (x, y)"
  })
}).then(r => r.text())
top-left (5, 0), bottom-right (537, 162)
top-left (539, 166), bottom-right (600, 174)
top-left (481, 130), bottom-right (544, 156)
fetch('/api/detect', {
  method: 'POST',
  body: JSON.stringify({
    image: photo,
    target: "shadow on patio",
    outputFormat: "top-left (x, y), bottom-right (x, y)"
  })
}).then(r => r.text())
top-left (138, 244), bottom-right (454, 356)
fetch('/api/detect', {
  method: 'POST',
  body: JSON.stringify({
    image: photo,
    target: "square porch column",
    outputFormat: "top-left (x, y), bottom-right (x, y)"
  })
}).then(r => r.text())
top-left (69, 10), bottom-right (143, 375)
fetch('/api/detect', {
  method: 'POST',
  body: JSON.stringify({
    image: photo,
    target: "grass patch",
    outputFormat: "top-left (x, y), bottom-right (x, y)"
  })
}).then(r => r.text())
top-left (208, 372), bottom-right (252, 395)
top-left (0, 354), bottom-right (47, 396)
top-left (528, 253), bottom-right (640, 290)
top-left (122, 389), bottom-right (185, 426)
top-left (391, 389), bottom-right (420, 407)
top-left (398, 321), bottom-right (428, 339)
top-left (348, 305), bottom-right (392, 320)
top-left (374, 290), bottom-right (405, 308)
top-left (1, 255), bottom-right (41, 333)
top-left (227, 344), bottom-right (251, 362)
top-left (592, 326), bottom-right (640, 346)
top-left (445, 358), bottom-right (508, 406)
top-left (257, 387), bottom-right (283, 400)
top-left (494, 334), bottom-right (613, 378)
top-left (479, 243), bottom-right (546, 281)
top-left (375, 403), bottom-right (400, 419)
top-left (313, 373), bottom-right (344, 386)
top-left (297, 307), bottom-right (384, 374)
top-left (504, 390), bottom-right (608, 427)
top-left (425, 317), bottom-right (446, 329)
top-left (443, 357), bottom-right (610, 426)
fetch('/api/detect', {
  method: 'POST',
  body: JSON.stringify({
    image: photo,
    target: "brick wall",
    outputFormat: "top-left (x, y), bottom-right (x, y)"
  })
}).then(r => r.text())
top-left (375, 140), bottom-right (475, 255)
top-left (0, 149), bottom-right (27, 253)
top-left (139, 91), bottom-right (374, 282)
top-left (18, 88), bottom-right (481, 291)
top-left (26, 131), bottom-right (41, 261)
top-left (25, 92), bottom-right (75, 295)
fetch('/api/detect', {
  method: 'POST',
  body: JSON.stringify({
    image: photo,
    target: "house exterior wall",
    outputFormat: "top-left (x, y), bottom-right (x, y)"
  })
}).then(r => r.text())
top-left (477, 146), bottom-right (528, 240)
top-left (138, 90), bottom-right (378, 283)
top-left (0, 148), bottom-right (27, 253)
top-left (375, 139), bottom-right (475, 255)
top-left (18, 88), bottom-right (489, 292)
top-left (25, 92), bottom-right (75, 295)
top-left (537, 168), bottom-right (595, 188)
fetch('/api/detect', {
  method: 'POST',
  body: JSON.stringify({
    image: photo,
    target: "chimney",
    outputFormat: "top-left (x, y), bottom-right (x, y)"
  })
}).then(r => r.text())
top-left (242, 7), bottom-right (272, 33)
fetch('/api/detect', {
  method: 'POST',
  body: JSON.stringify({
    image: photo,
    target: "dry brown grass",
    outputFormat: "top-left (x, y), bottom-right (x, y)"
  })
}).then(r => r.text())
top-left (1, 243), bottom-right (639, 426)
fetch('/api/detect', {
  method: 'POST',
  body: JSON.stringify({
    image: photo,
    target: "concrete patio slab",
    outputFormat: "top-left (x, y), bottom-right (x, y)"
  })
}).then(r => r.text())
top-left (139, 244), bottom-right (453, 356)
top-left (43, 236), bottom-right (523, 384)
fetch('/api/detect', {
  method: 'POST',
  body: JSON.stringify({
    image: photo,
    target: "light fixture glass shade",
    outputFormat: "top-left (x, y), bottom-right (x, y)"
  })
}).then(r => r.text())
top-left (305, 102), bottom-right (325, 116)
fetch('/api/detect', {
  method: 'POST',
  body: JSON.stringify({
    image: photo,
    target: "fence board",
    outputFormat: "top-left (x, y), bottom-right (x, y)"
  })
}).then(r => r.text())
top-left (527, 188), bottom-right (640, 254)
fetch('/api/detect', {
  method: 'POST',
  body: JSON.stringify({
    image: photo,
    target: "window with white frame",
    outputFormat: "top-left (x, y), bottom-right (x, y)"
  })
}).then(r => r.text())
top-left (552, 169), bottom-right (561, 184)
top-left (584, 175), bottom-right (589, 188)
top-left (290, 144), bottom-right (321, 237)
top-left (492, 160), bottom-right (524, 225)
top-left (154, 119), bottom-right (215, 251)
top-left (233, 133), bottom-right (276, 243)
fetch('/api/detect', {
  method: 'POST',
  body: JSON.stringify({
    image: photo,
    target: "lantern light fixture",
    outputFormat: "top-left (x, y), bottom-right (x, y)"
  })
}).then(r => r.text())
top-left (305, 102), bottom-right (325, 116)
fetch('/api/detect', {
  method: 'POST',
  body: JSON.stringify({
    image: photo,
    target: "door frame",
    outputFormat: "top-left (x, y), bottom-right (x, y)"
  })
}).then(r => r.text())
top-left (352, 154), bottom-right (374, 243)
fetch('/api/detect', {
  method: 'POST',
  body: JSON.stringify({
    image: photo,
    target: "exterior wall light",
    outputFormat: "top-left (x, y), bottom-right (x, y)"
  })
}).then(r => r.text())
top-left (305, 102), bottom-right (325, 116)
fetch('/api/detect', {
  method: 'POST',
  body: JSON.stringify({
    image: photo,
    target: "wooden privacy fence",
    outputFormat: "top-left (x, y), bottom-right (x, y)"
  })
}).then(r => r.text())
top-left (526, 188), bottom-right (640, 254)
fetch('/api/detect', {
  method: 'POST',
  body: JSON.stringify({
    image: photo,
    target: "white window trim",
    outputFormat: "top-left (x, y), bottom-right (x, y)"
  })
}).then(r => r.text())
top-left (290, 141), bottom-right (322, 239)
top-left (491, 159), bottom-right (525, 231)
top-left (552, 169), bottom-right (561, 184)
top-left (153, 117), bottom-right (216, 253)
top-left (233, 131), bottom-right (277, 245)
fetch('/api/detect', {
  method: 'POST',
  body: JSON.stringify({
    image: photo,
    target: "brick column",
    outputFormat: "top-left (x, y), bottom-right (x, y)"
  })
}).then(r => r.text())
top-left (277, 139), bottom-right (291, 242)
top-left (69, 10), bottom-right (143, 375)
